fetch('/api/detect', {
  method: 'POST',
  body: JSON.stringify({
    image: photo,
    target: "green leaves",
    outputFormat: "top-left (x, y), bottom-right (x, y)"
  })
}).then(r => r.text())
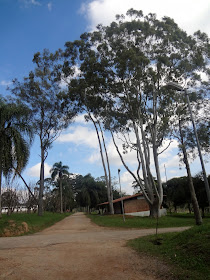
top-left (0, 98), bottom-right (33, 177)
top-left (11, 49), bottom-right (78, 153)
top-left (50, 161), bottom-right (69, 181)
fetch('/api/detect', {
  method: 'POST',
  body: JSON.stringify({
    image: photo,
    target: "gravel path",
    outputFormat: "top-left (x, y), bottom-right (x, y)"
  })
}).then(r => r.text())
top-left (0, 213), bottom-right (189, 280)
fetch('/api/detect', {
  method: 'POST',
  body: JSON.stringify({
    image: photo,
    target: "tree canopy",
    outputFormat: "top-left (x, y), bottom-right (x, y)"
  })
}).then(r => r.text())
top-left (11, 49), bottom-right (78, 216)
top-left (61, 9), bottom-right (210, 217)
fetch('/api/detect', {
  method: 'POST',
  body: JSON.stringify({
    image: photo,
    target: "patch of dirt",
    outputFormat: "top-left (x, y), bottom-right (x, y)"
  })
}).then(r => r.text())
top-left (2, 221), bottom-right (29, 237)
top-left (0, 213), bottom-right (188, 279)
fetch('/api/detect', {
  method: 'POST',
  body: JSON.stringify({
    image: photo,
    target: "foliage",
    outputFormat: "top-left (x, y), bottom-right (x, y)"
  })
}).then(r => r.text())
top-left (50, 162), bottom-right (70, 181)
top-left (163, 177), bottom-right (191, 212)
top-left (62, 179), bottom-right (76, 212)
top-left (0, 97), bottom-right (33, 217)
top-left (1, 189), bottom-right (20, 215)
top-left (164, 175), bottom-right (210, 216)
top-left (74, 174), bottom-right (103, 210)
top-left (0, 98), bottom-right (33, 174)
top-left (50, 161), bottom-right (70, 213)
top-left (36, 172), bottom-right (118, 213)
top-left (193, 173), bottom-right (210, 216)
top-left (43, 175), bottom-right (75, 213)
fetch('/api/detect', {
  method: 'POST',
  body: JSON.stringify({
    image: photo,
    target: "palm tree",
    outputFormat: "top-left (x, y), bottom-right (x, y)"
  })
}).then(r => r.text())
top-left (50, 162), bottom-right (69, 213)
top-left (0, 98), bottom-right (33, 217)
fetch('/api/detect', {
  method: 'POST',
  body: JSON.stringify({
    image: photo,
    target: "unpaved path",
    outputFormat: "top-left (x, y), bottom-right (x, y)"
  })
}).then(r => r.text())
top-left (0, 213), bottom-right (189, 280)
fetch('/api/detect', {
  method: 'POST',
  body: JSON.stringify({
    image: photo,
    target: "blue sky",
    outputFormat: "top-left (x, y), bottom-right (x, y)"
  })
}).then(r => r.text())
top-left (1, 0), bottom-right (210, 194)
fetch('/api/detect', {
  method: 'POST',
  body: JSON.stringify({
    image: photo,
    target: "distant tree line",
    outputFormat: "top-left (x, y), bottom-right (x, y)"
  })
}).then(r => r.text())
top-left (163, 173), bottom-right (210, 217)
top-left (1, 168), bottom-right (121, 215)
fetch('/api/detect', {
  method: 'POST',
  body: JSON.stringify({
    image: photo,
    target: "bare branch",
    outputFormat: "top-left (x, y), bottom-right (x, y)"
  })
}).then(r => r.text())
top-left (158, 140), bottom-right (173, 155)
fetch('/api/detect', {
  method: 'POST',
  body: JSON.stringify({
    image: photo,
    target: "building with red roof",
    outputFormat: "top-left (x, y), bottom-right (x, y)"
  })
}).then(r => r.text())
top-left (98, 193), bottom-right (166, 216)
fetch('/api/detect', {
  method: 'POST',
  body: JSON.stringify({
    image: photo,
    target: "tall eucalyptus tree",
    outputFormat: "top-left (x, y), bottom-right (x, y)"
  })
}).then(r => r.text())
top-left (11, 49), bottom-right (78, 216)
top-left (62, 9), bottom-right (210, 217)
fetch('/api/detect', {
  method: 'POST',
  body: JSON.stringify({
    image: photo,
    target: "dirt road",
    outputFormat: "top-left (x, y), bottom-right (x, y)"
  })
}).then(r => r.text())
top-left (0, 213), bottom-right (188, 280)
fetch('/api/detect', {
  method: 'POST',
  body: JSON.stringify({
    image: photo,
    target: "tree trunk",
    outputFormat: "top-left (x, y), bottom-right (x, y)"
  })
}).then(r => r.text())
top-left (188, 203), bottom-right (192, 214)
top-left (0, 146), bottom-right (2, 218)
top-left (38, 147), bottom-right (45, 216)
top-left (149, 200), bottom-right (160, 218)
top-left (99, 122), bottom-right (114, 215)
top-left (111, 129), bottom-right (156, 216)
top-left (179, 120), bottom-right (202, 225)
top-left (0, 168), bottom-right (2, 218)
top-left (107, 182), bottom-right (114, 214)
top-left (60, 179), bottom-right (63, 214)
top-left (8, 208), bottom-right (12, 216)
top-left (90, 114), bottom-right (114, 214)
top-left (13, 166), bottom-right (37, 203)
top-left (64, 198), bottom-right (66, 213)
top-left (201, 207), bottom-right (205, 218)
top-left (153, 143), bottom-right (163, 203)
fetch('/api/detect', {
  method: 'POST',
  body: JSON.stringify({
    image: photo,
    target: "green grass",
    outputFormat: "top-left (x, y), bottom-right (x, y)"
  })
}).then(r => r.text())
top-left (128, 224), bottom-right (210, 280)
top-left (89, 213), bottom-right (210, 279)
top-left (88, 213), bottom-right (210, 229)
top-left (0, 212), bottom-right (71, 236)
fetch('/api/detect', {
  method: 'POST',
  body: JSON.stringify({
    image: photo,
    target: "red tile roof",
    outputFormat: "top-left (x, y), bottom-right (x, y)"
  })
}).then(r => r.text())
top-left (98, 193), bottom-right (144, 206)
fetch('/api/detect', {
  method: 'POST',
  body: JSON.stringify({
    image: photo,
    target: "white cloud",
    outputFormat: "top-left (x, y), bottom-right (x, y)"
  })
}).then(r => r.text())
top-left (87, 133), bottom-right (181, 178)
top-left (88, 131), bottom-right (138, 166)
top-left (20, 0), bottom-right (41, 7)
top-left (88, 152), bottom-right (101, 163)
top-left (56, 125), bottom-right (100, 149)
top-left (120, 170), bottom-right (136, 194)
top-left (88, 133), bottom-right (180, 170)
top-left (31, 0), bottom-right (41, 5)
top-left (104, 135), bottom-right (185, 190)
top-left (0, 80), bottom-right (12, 86)
top-left (163, 155), bottom-right (180, 168)
top-left (47, 2), bottom-right (52, 11)
top-left (158, 139), bottom-right (179, 159)
top-left (26, 162), bottom-right (51, 178)
top-left (80, 0), bottom-right (210, 36)
top-left (74, 114), bottom-right (89, 125)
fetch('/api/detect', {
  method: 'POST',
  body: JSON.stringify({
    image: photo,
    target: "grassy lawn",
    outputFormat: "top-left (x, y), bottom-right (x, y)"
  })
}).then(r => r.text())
top-left (88, 213), bottom-right (210, 228)
top-left (89, 213), bottom-right (210, 279)
top-left (0, 212), bottom-right (71, 237)
top-left (128, 224), bottom-right (210, 280)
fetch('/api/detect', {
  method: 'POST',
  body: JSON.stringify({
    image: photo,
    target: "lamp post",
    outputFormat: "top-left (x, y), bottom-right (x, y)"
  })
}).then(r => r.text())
top-left (164, 164), bottom-right (168, 184)
top-left (118, 169), bottom-right (125, 222)
top-left (167, 82), bottom-right (210, 207)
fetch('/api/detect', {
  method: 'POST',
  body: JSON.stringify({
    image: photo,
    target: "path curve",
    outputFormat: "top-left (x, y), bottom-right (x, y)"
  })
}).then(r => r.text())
top-left (0, 213), bottom-right (189, 280)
